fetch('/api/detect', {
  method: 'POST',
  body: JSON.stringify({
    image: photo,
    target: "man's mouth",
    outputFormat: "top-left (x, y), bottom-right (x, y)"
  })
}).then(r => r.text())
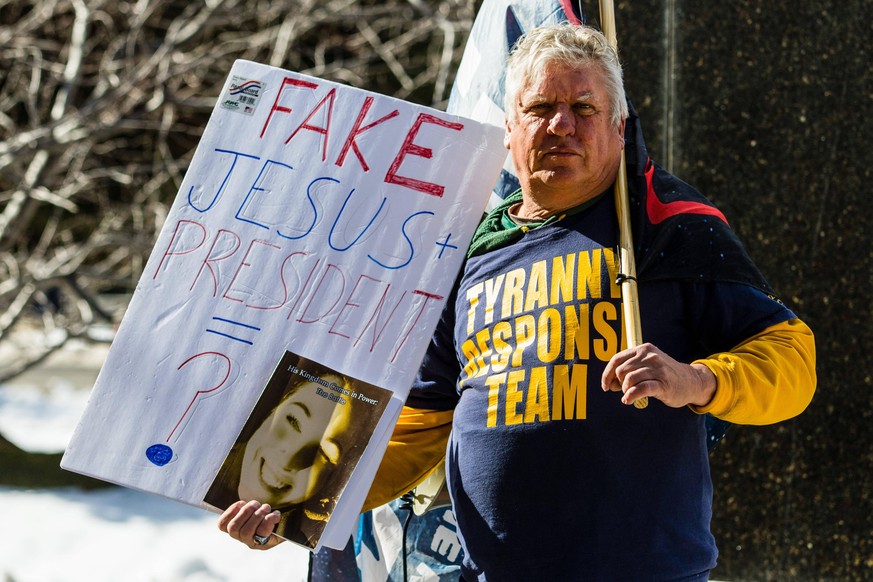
top-left (542, 148), bottom-right (577, 158)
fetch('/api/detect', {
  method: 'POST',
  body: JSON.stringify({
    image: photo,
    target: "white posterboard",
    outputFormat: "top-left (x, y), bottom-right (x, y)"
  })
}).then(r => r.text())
top-left (61, 60), bottom-right (506, 551)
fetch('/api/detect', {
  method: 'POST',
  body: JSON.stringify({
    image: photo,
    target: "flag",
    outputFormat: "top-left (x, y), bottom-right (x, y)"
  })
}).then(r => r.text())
top-left (624, 102), bottom-right (774, 295)
top-left (309, 0), bottom-right (764, 577)
top-left (309, 2), bottom-right (588, 580)
top-left (446, 0), bottom-right (585, 210)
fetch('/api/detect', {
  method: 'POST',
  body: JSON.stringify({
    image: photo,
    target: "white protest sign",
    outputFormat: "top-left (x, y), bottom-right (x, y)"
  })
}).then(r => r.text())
top-left (61, 60), bottom-right (506, 551)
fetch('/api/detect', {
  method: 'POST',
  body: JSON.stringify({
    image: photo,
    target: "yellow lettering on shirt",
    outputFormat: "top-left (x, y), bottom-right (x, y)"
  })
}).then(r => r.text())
top-left (461, 338), bottom-right (480, 378)
top-left (483, 273), bottom-right (505, 328)
top-left (550, 254), bottom-right (576, 305)
top-left (485, 372), bottom-right (505, 428)
top-left (564, 303), bottom-right (591, 360)
top-left (478, 364), bottom-right (588, 428)
top-left (593, 301), bottom-right (618, 361)
top-left (473, 328), bottom-right (493, 377)
top-left (502, 268), bottom-right (526, 319)
top-left (505, 369), bottom-right (525, 426)
top-left (576, 249), bottom-right (601, 300)
top-left (491, 321), bottom-right (513, 373)
top-left (523, 366), bottom-right (550, 423)
top-left (511, 314), bottom-right (535, 367)
top-left (552, 363), bottom-right (587, 420)
top-left (536, 308), bottom-right (562, 363)
top-left (458, 244), bottom-right (626, 428)
top-left (465, 282), bottom-right (484, 336)
top-left (524, 260), bottom-right (548, 312)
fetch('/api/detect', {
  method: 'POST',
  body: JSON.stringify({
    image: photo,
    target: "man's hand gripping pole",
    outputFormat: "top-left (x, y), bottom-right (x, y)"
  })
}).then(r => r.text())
top-left (599, 0), bottom-right (648, 409)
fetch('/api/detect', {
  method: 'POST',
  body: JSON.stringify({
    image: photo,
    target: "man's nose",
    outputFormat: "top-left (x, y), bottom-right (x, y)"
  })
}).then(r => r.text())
top-left (548, 104), bottom-right (575, 136)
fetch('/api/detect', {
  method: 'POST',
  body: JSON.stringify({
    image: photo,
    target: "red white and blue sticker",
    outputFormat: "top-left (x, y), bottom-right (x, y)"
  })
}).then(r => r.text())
top-left (220, 76), bottom-right (264, 115)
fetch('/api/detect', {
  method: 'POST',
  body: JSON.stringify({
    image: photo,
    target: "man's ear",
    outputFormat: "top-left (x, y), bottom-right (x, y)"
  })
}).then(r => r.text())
top-left (504, 118), bottom-right (512, 149)
top-left (616, 118), bottom-right (626, 149)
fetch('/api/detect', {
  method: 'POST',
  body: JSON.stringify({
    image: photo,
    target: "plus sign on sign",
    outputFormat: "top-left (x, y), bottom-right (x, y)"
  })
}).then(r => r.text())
top-left (62, 61), bottom-right (506, 552)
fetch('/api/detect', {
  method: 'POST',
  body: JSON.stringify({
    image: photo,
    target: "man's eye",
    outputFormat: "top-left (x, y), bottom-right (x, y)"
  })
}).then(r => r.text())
top-left (526, 103), bottom-right (550, 113)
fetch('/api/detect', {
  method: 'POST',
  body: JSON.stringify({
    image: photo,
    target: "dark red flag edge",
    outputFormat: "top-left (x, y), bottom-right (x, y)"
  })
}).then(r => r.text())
top-left (625, 101), bottom-right (776, 297)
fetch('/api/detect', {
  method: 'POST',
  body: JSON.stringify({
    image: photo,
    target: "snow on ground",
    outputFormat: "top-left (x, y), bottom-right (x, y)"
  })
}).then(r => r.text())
top-left (0, 340), bottom-right (311, 582)
top-left (0, 486), bottom-right (309, 582)
top-left (1, 338), bottom-right (735, 582)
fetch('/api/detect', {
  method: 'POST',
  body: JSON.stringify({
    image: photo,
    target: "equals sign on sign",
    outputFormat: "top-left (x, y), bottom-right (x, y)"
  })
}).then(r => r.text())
top-left (206, 317), bottom-right (261, 346)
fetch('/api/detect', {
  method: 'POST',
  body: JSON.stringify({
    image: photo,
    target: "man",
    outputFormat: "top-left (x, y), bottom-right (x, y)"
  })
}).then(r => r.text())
top-left (220, 23), bottom-right (816, 580)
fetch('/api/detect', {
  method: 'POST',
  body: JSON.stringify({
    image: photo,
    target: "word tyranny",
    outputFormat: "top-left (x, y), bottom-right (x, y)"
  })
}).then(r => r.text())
top-left (460, 248), bottom-right (630, 428)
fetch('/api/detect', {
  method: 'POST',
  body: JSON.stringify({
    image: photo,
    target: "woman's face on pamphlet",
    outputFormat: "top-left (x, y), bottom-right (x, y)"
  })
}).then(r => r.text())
top-left (239, 376), bottom-right (352, 507)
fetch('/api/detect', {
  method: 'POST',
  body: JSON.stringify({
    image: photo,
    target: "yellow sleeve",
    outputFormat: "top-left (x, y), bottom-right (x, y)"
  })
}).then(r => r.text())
top-left (363, 406), bottom-right (454, 511)
top-left (690, 318), bottom-right (816, 425)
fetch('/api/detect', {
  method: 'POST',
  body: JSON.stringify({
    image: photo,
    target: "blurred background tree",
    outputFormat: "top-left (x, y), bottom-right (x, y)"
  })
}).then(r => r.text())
top-left (0, 0), bottom-right (478, 487)
top-left (0, 0), bottom-right (478, 384)
top-left (2, 2), bottom-right (870, 579)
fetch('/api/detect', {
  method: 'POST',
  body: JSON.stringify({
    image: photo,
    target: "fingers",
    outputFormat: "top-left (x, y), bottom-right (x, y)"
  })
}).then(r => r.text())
top-left (601, 347), bottom-right (635, 393)
top-left (217, 500), bottom-right (247, 533)
top-left (619, 382), bottom-right (654, 406)
top-left (601, 344), bottom-right (714, 408)
top-left (601, 344), bottom-right (662, 407)
top-left (218, 500), bottom-right (283, 550)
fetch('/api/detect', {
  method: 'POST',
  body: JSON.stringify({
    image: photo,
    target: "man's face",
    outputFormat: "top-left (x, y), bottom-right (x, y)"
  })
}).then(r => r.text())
top-left (505, 60), bottom-right (625, 214)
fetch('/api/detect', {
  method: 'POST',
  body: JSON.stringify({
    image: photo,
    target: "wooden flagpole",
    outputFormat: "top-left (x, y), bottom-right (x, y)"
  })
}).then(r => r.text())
top-left (598, 0), bottom-right (648, 409)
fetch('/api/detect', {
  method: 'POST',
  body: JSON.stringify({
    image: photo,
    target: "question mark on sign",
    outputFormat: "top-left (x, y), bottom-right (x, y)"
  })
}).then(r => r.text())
top-left (145, 351), bottom-right (233, 466)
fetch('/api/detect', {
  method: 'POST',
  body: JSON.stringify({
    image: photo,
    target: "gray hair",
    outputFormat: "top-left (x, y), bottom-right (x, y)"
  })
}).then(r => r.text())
top-left (504, 23), bottom-right (628, 127)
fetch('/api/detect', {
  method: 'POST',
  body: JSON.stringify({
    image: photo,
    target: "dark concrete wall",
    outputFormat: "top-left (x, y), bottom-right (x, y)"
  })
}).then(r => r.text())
top-left (609, 2), bottom-right (871, 580)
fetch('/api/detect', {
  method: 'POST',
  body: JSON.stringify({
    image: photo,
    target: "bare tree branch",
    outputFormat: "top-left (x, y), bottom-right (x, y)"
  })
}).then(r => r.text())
top-left (0, 0), bottom-right (478, 382)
